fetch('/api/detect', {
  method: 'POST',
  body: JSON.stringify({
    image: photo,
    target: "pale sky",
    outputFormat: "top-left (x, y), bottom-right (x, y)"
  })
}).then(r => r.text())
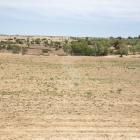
top-left (0, 0), bottom-right (140, 37)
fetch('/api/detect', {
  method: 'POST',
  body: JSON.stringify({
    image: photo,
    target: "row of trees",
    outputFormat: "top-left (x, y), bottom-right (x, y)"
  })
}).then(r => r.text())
top-left (62, 38), bottom-right (140, 56)
top-left (6, 45), bottom-right (27, 55)
top-left (62, 40), bottom-right (109, 56)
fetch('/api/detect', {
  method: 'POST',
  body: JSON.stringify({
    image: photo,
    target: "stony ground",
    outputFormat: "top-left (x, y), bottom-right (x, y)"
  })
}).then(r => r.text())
top-left (0, 54), bottom-right (140, 140)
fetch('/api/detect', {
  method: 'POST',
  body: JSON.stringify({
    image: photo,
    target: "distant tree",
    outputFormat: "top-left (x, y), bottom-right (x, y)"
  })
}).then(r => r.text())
top-left (118, 44), bottom-right (128, 57)
top-left (12, 45), bottom-right (21, 54)
top-left (136, 43), bottom-right (140, 54)
top-left (129, 45), bottom-right (137, 55)
top-left (64, 40), bottom-right (68, 44)
top-left (50, 41), bottom-right (53, 47)
top-left (63, 44), bottom-right (72, 55)
top-left (16, 39), bottom-right (24, 44)
top-left (86, 37), bottom-right (88, 41)
top-left (109, 36), bottom-right (114, 40)
top-left (87, 40), bottom-right (93, 45)
top-left (27, 37), bottom-right (29, 42)
top-left (35, 38), bottom-right (41, 44)
top-left (116, 36), bottom-right (122, 40)
top-left (103, 46), bottom-right (109, 55)
top-left (42, 38), bottom-right (46, 41)
top-left (44, 40), bottom-right (48, 46)
top-left (42, 49), bottom-right (48, 53)
top-left (31, 40), bottom-right (34, 44)
top-left (138, 35), bottom-right (140, 39)
top-left (93, 43), bottom-right (104, 56)
top-left (55, 47), bottom-right (59, 51)
top-left (27, 42), bottom-right (30, 48)
top-left (71, 40), bottom-right (93, 56)
top-left (128, 36), bottom-right (133, 39)
top-left (7, 45), bottom-right (13, 50)
top-left (22, 47), bottom-right (28, 55)
top-left (113, 39), bottom-right (123, 49)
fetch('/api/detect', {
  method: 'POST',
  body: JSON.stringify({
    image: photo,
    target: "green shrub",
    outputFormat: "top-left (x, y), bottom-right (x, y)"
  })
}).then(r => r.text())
top-left (118, 44), bottom-right (128, 57)
top-left (115, 50), bottom-right (119, 55)
top-left (7, 45), bottom-right (14, 50)
top-left (74, 82), bottom-right (79, 86)
top-left (55, 47), bottom-right (59, 51)
top-left (22, 47), bottom-right (28, 55)
top-left (42, 49), bottom-right (48, 53)
top-left (71, 40), bottom-right (93, 56)
top-left (1, 41), bottom-right (15, 44)
top-left (12, 45), bottom-right (21, 54)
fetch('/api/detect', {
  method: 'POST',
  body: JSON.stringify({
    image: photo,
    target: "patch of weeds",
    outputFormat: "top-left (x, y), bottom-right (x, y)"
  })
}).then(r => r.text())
top-left (0, 91), bottom-right (7, 95)
top-left (109, 104), bottom-right (114, 107)
top-left (126, 67), bottom-right (135, 69)
top-left (110, 90), bottom-right (114, 93)
top-left (103, 93), bottom-right (107, 96)
top-left (117, 88), bottom-right (122, 94)
top-left (87, 91), bottom-right (92, 96)
top-left (58, 94), bottom-right (63, 97)
top-left (74, 82), bottom-right (79, 86)
top-left (50, 77), bottom-right (54, 80)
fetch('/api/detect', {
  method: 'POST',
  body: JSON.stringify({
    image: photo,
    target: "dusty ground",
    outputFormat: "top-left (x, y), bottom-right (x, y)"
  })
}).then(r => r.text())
top-left (0, 54), bottom-right (140, 140)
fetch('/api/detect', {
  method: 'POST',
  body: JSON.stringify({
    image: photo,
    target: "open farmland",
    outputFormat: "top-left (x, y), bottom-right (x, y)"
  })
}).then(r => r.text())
top-left (0, 54), bottom-right (140, 140)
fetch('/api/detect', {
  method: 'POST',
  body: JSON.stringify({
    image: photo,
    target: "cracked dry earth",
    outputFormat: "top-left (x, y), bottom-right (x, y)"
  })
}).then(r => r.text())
top-left (0, 54), bottom-right (140, 140)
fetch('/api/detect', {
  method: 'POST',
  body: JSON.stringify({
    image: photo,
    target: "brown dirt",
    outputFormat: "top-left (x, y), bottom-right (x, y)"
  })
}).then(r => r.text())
top-left (0, 54), bottom-right (140, 140)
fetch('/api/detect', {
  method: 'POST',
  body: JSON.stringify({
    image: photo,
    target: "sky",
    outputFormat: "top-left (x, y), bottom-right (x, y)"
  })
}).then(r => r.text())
top-left (0, 0), bottom-right (140, 38)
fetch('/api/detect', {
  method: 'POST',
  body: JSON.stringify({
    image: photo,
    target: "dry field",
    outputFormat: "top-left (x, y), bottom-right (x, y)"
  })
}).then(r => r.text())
top-left (0, 54), bottom-right (140, 140)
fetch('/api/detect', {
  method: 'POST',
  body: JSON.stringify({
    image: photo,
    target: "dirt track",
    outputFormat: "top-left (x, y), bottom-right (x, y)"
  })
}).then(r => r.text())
top-left (0, 54), bottom-right (140, 140)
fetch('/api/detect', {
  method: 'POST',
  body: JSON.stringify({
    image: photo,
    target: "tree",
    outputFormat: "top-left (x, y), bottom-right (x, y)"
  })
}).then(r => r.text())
top-left (86, 37), bottom-right (88, 41)
top-left (12, 45), bottom-right (21, 54)
top-left (118, 44), bottom-right (128, 57)
top-left (64, 40), bottom-right (68, 44)
top-left (129, 45), bottom-right (137, 55)
top-left (44, 40), bottom-right (48, 45)
top-left (55, 47), bottom-right (59, 51)
top-left (35, 38), bottom-right (41, 44)
top-left (22, 47), bottom-right (28, 55)
top-left (63, 44), bottom-right (72, 55)
top-left (113, 39), bottom-right (123, 49)
top-left (103, 46), bottom-right (109, 55)
top-left (128, 36), bottom-right (133, 39)
top-left (136, 43), bottom-right (140, 54)
top-left (50, 41), bottom-right (53, 47)
top-left (27, 37), bottom-right (29, 42)
top-left (116, 36), bottom-right (122, 40)
top-left (27, 42), bottom-right (30, 48)
top-left (71, 40), bottom-right (93, 56)
top-left (93, 43), bottom-right (104, 56)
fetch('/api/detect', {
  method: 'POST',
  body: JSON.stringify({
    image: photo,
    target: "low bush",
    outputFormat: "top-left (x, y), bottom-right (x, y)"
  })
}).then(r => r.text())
top-left (12, 45), bottom-right (21, 54)
top-left (55, 47), bottom-right (59, 51)
top-left (42, 49), bottom-right (48, 53)
top-left (22, 47), bottom-right (28, 55)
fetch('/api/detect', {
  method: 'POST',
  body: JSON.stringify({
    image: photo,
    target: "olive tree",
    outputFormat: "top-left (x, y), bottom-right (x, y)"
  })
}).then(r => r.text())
top-left (93, 43), bottom-right (104, 56)
top-left (63, 44), bottom-right (72, 55)
top-left (118, 44), bottom-right (128, 57)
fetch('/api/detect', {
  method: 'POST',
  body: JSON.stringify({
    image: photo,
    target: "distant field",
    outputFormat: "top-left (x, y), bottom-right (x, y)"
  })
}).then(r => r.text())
top-left (0, 54), bottom-right (140, 140)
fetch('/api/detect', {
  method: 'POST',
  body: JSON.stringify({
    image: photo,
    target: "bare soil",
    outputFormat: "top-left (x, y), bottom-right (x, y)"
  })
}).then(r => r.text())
top-left (0, 54), bottom-right (140, 140)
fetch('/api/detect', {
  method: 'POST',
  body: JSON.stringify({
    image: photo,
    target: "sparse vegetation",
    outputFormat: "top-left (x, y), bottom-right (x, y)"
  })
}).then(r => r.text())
top-left (0, 53), bottom-right (139, 139)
